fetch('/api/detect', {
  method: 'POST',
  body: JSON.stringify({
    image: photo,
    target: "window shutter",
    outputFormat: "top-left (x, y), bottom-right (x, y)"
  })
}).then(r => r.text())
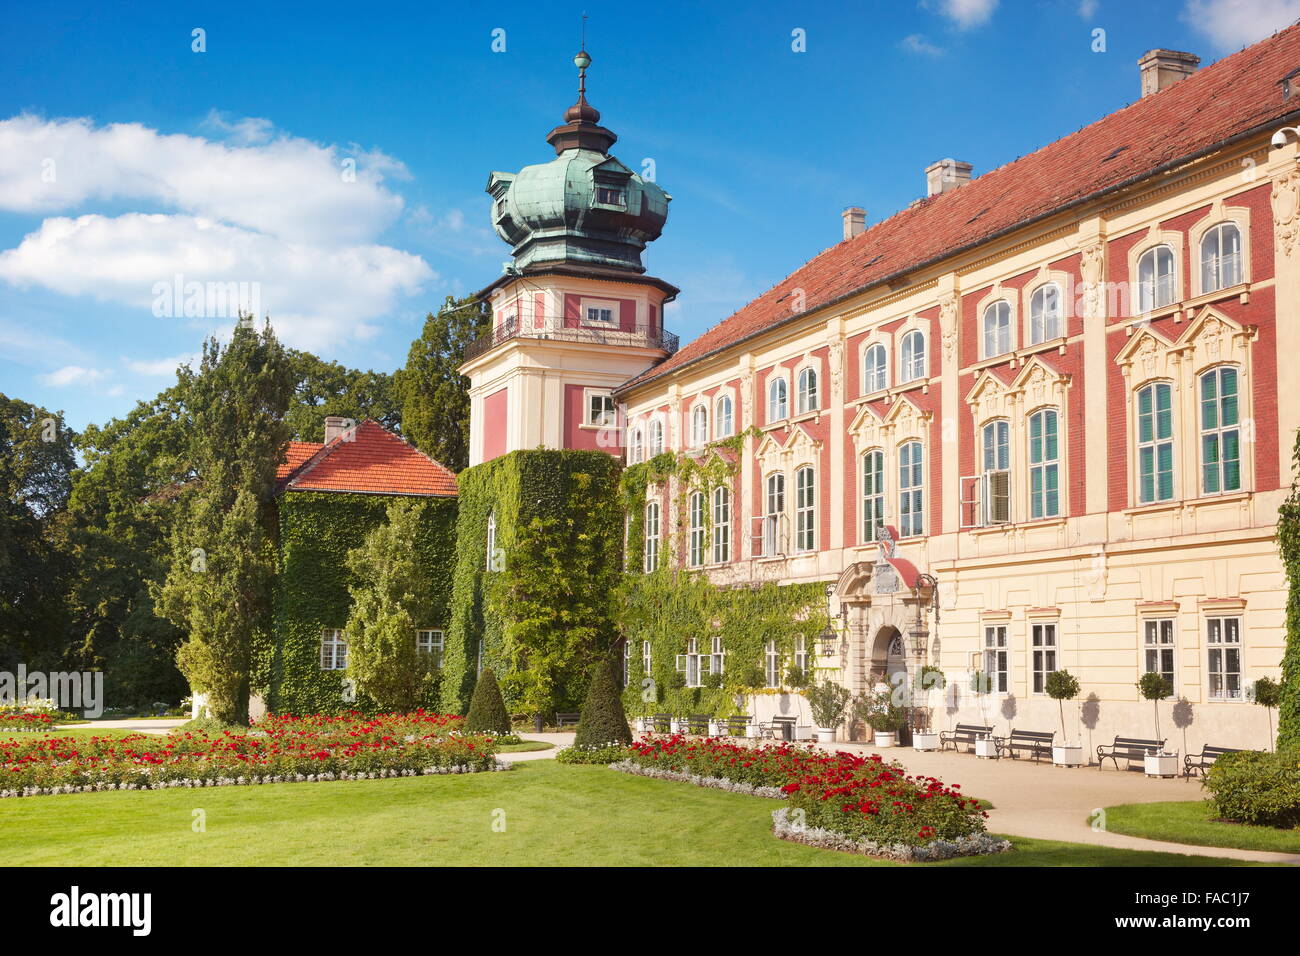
top-left (675, 654), bottom-right (687, 672)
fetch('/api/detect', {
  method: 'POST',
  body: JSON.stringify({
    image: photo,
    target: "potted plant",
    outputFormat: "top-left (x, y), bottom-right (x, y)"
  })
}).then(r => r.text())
top-left (1137, 671), bottom-right (1176, 777)
top-left (805, 679), bottom-right (851, 744)
top-left (969, 670), bottom-right (999, 757)
top-left (911, 666), bottom-right (945, 750)
top-left (1044, 669), bottom-right (1083, 766)
top-left (1251, 676), bottom-right (1281, 751)
top-left (854, 688), bottom-right (907, 748)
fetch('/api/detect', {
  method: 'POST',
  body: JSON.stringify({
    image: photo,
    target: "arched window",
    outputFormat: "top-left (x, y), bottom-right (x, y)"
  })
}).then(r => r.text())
top-left (763, 472), bottom-right (785, 556)
top-left (1028, 409), bottom-right (1060, 519)
top-left (690, 404), bottom-right (708, 448)
top-left (982, 301), bottom-right (1011, 358)
top-left (900, 330), bottom-right (926, 382)
top-left (643, 500), bottom-right (660, 571)
top-left (899, 441), bottom-right (924, 537)
top-left (864, 343), bottom-right (887, 393)
top-left (795, 466), bottom-right (816, 551)
top-left (1137, 245), bottom-right (1176, 312)
top-left (688, 491), bottom-right (705, 567)
top-left (862, 449), bottom-right (885, 542)
top-left (1200, 223), bottom-right (1242, 293)
top-left (767, 376), bottom-right (788, 422)
top-left (712, 486), bottom-right (731, 563)
top-left (981, 420), bottom-right (1010, 525)
top-left (1200, 366), bottom-right (1241, 495)
top-left (1137, 382), bottom-right (1174, 503)
top-left (796, 367), bottom-right (818, 414)
top-left (1029, 284), bottom-right (1061, 344)
top-left (628, 427), bottom-right (643, 464)
top-left (715, 395), bottom-right (734, 438)
top-left (648, 419), bottom-right (664, 456)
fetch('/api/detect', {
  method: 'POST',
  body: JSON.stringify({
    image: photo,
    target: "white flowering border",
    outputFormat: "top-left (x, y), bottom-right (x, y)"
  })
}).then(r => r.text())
top-left (772, 806), bottom-right (1012, 862)
top-left (0, 759), bottom-right (511, 800)
top-left (609, 759), bottom-right (787, 798)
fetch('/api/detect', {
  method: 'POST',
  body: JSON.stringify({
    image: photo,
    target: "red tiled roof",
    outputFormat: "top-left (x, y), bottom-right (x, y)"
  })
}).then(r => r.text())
top-left (276, 420), bottom-right (457, 497)
top-left (621, 26), bottom-right (1300, 392)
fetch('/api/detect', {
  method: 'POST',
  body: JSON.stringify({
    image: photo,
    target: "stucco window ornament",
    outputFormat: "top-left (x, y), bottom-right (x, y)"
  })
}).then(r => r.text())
top-left (1078, 242), bottom-right (1105, 321)
top-left (1271, 167), bottom-right (1300, 259)
top-left (938, 292), bottom-right (959, 363)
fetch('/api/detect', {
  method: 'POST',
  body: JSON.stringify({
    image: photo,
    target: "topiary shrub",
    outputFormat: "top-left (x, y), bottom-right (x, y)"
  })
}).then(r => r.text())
top-left (1204, 747), bottom-right (1300, 828)
top-left (574, 655), bottom-right (632, 749)
top-left (464, 667), bottom-right (510, 735)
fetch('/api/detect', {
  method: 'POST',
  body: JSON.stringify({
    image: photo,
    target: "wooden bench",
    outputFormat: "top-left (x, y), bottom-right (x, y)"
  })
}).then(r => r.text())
top-left (1096, 736), bottom-right (1166, 770)
top-left (1184, 744), bottom-right (1241, 779)
top-left (651, 713), bottom-right (673, 734)
top-left (686, 714), bottom-right (711, 735)
top-left (1000, 729), bottom-right (1055, 763)
top-left (555, 712), bottom-right (580, 729)
top-left (939, 724), bottom-right (994, 753)
top-left (725, 715), bottom-right (752, 737)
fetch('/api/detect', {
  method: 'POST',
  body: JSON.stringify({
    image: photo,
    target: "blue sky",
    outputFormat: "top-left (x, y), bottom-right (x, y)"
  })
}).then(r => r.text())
top-left (0, 0), bottom-right (1291, 431)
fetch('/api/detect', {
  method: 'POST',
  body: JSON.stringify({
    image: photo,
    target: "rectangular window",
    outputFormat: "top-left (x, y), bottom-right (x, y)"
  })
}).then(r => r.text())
top-left (1031, 623), bottom-right (1056, 694)
top-left (899, 442), bottom-right (924, 537)
top-left (1028, 409), bottom-right (1060, 519)
top-left (862, 450), bottom-right (885, 542)
top-left (320, 628), bottom-right (348, 671)
top-left (1206, 617), bottom-right (1242, 701)
top-left (681, 638), bottom-right (701, 688)
top-left (1200, 367), bottom-right (1241, 495)
top-left (587, 391), bottom-right (616, 427)
top-left (643, 501), bottom-right (660, 572)
top-left (764, 473), bottom-right (785, 556)
top-left (595, 186), bottom-right (625, 207)
top-left (415, 629), bottom-right (445, 668)
top-left (795, 467), bottom-right (816, 552)
top-left (983, 626), bottom-right (1008, 694)
top-left (688, 492), bottom-right (705, 567)
top-left (1137, 382), bottom-right (1174, 503)
top-left (710, 636), bottom-right (724, 677)
top-left (764, 640), bottom-right (781, 688)
top-left (642, 640), bottom-right (651, 678)
top-left (794, 635), bottom-right (809, 674)
top-left (1143, 618), bottom-right (1175, 696)
top-left (712, 488), bottom-right (730, 563)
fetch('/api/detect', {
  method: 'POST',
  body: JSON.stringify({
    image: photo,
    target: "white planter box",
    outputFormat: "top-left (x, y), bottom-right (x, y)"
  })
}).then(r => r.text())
top-left (1144, 752), bottom-right (1178, 778)
top-left (793, 725), bottom-right (814, 741)
top-left (816, 727), bottom-right (836, 744)
top-left (708, 720), bottom-right (724, 736)
top-left (1052, 744), bottom-right (1084, 767)
top-left (745, 723), bottom-right (762, 739)
top-left (975, 736), bottom-right (1000, 759)
top-left (873, 731), bottom-right (897, 748)
top-left (670, 718), bottom-right (688, 734)
top-left (912, 731), bottom-right (940, 751)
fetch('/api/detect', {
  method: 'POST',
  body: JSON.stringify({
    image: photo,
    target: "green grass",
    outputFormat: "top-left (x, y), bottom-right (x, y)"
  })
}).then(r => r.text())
top-left (497, 741), bottom-right (554, 753)
top-left (1104, 800), bottom-right (1300, 854)
top-left (0, 761), bottom-right (1261, 866)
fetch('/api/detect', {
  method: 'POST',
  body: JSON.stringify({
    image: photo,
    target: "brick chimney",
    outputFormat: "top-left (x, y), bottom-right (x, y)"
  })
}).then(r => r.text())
top-left (323, 416), bottom-right (354, 444)
top-left (1138, 49), bottom-right (1199, 97)
top-left (842, 206), bottom-right (866, 240)
top-left (925, 158), bottom-right (973, 198)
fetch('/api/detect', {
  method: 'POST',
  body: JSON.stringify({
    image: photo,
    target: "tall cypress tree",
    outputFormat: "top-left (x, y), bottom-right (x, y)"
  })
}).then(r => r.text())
top-left (155, 317), bottom-right (292, 725)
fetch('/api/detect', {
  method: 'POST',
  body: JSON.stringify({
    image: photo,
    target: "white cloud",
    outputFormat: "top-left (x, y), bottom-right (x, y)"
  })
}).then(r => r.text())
top-left (122, 352), bottom-right (200, 377)
top-left (39, 364), bottom-right (106, 387)
top-left (924, 0), bottom-right (999, 29)
top-left (1183, 0), bottom-right (1300, 49)
top-left (1078, 0), bottom-right (1100, 17)
top-left (901, 33), bottom-right (946, 56)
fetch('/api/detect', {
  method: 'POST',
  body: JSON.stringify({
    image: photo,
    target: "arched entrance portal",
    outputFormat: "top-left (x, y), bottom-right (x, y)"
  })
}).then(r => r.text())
top-left (868, 625), bottom-right (908, 687)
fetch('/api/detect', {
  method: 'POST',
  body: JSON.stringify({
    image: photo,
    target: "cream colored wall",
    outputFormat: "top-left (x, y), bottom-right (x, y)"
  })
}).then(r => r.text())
top-left (620, 130), bottom-right (1298, 753)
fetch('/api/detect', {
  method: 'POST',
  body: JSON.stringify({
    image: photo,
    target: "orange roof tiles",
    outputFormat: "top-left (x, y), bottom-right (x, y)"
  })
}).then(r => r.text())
top-left (621, 25), bottom-right (1300, 392)
top-left (275, 420), bottom-right (457, 497)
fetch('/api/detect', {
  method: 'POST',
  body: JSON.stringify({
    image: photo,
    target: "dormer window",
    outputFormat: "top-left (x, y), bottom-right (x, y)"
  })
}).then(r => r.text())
top-left (581, 297), bottom-right (619, 327)
top-left (595, 186), bottom-right (626, 207)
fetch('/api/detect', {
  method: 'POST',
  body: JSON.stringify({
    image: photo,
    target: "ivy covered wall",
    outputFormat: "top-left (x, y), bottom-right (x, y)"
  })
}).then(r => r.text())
top-left (441, 449), bottom-right (623, 716)
top-left (263, 491), bottom-right (457, 714)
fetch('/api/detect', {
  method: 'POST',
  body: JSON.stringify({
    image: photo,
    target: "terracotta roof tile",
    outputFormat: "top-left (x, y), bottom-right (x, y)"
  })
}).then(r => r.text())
top-left (621, 26), bottom-right (1300, 392)
top-left (277, 420), bottom-right (457, 497)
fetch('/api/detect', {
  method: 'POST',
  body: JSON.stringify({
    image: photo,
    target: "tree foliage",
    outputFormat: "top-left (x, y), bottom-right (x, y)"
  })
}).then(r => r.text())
top-left (155, 319), bottom-right (293, 725)
top-left (396, 295), bottom-right (490, 473)
top-left (285, 350), bottom-right (401, 442)
top-left (1278, 425), bottom-right (1300, 750)
top-left (464, 666), bottom-right (510, 734)
top-left (342, 498), bottom-right (438, 712)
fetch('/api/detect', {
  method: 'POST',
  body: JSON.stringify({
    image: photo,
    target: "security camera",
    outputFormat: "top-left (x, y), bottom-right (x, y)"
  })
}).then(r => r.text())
top-left (1271, 126), bottom-right (1300, 148)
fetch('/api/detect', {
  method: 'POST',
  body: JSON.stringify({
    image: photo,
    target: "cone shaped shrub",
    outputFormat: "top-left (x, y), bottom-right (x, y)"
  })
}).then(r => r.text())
top-left (574, 655), bottom-right (632, 748)
top-left (464, 667), bottom-right (510, 735)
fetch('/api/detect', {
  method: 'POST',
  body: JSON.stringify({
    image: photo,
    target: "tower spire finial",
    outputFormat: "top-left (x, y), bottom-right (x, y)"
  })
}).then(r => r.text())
top-left (574, 13), bottom-right (591, 99)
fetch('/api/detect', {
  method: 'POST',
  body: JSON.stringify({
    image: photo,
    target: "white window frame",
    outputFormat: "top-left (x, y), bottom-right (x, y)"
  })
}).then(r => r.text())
top-left (864, 342), bottom-right (888, 393)
top-left (1143, 618), bottom-right (1176, 697)
top-left (715, 394), bottom-right (734, 438)
top-left (688, 490), bottom-right (706, 567)
top-left (710, 636), bottom-right (725, 677)
top-left (1030, 622), bottom-right (1056, 695)
top-left (982, 300), bottom-right (1012, 358)
top-left (763, 472), bottom-right (786, 556)
top-left (1136, 381), bottom-right (1175, 504)
top-left (690, 403), bottom-right (709, 448)
top-left (320, 628), bottom-right (348, 671)
top-left (712, 486), bottom-right (731, 563)
top-left (1199, 365), bottom-right (1241, 496)
top-left (1206, 616), bottom-right (1243, 701)
top-left (983, 625), bottom-right (1008, 694)
top-left (862, 449), bottom-right (885, 543)
top-left (642, 639), bottom-right (652, 677)
top-left (1028, 408), bottom-right (1060, 519)
top-left (796, 366), bottom-right (819, 414)
top-left (794, 635), bottom-right (809, 674)
top-left (900, 330), bottom-right (926, 383)
top-left (1029, 283), bottom-right (1061, 345)
top-left (416, 628), bottom-right (445, 668)
top-left (1137, 244), bottom-right (1177, 313)
top-left (643, 500), bottom-right (660, 571)
top-left (580, 297), bottom-right (620, 327)
top-left (1199, 222), bottom-right (1242, 295)
top-left (794, 465), bottom-right (816, 552)
top-left (585, 389), bottom-right (616, 428)
top-left (764, 639), bottom-right (781, 688)
top-left (680, 638), bottom-right (702, 688)
top-left (899, 440), bottom-right (924, 537)
top-left (648, 419), bottom-right (664, 456)
top-left (980, 419), bottom-right (1011, 526)
top-left (767, 375), bottom-right (788, 423)
top-left (622, 640), bottom-right (630, 687)
top-left (485, 511), bottom-right (497, 570)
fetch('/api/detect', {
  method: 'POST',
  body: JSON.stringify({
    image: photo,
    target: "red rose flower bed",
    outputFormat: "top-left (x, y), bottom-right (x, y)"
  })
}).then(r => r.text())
top-left (624, 734), bottom-right (865, 791)
top-left (1, 711), bottom-right (503, 798)
top-left (0, 713), bottom-right (56, 732)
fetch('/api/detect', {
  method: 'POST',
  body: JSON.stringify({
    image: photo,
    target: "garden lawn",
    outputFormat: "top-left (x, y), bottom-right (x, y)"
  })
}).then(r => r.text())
top-left (0, 761), bottom-right (1260, 866)
top-left (1103, 800), bottom-right (1300, 854)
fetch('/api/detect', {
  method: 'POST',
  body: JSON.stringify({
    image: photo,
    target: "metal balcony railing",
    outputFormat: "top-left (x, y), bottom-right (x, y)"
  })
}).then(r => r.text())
top-left (463, 318), bottom-right (680, 362)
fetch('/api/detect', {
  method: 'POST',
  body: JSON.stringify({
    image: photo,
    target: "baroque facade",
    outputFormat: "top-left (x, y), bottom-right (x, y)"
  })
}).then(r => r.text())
top-left (464, 33), bottom-right (1300, 750)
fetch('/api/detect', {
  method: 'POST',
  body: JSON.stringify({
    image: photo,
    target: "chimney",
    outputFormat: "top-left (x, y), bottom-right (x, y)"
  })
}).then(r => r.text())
top-left (925, 158), bottom-right (973, 198)
top-left (1138, 49), bottom-right (1199, 97)
top-left (323, 416), bottom-right (354, 444)
top-left (842, 206), bottom-right (866, 240)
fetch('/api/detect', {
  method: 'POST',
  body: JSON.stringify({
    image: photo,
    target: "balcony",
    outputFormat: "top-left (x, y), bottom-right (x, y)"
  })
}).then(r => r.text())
top-left (463, 317), bottom-right (680, 362)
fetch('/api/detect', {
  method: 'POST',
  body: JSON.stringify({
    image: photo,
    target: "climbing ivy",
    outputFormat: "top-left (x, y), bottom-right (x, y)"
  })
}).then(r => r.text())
top-left (441, 449), bottom-right (623, 718)
top-left (263, 491), bottom-right (457, 715)
top-left (1277, 427), bottom-right (1300, 749)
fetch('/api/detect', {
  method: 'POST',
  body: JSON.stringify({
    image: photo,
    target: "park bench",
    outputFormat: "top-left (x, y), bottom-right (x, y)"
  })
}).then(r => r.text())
top-left (999, 729), bottom-right (1055, 763)
top-left (725, 715), bottom-right (752, 737)
top-left (1096, 736), bottom-right (1166, 770)
top-left (686, 714), bottom-right (711, 735)
top-left (1183, 744), bottom-right (1241, 779)
top-left (651, 713), bottom-right (673, 734)
top-left (555, 712), bottom-right (580, 729)
top-left (939, 724), bottom-right (994, 753)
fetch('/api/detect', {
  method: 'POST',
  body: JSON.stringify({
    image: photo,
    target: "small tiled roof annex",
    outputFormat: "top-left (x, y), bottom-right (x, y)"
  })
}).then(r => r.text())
top-left (275, 420), bottom-right (457, 497)
top-left (617, 25), bottom-right (1300, 394)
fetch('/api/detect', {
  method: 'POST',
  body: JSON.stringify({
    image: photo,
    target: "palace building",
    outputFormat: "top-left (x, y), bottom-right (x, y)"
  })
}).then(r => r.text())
top-left (462, 30), bottom-right (1300, 749)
